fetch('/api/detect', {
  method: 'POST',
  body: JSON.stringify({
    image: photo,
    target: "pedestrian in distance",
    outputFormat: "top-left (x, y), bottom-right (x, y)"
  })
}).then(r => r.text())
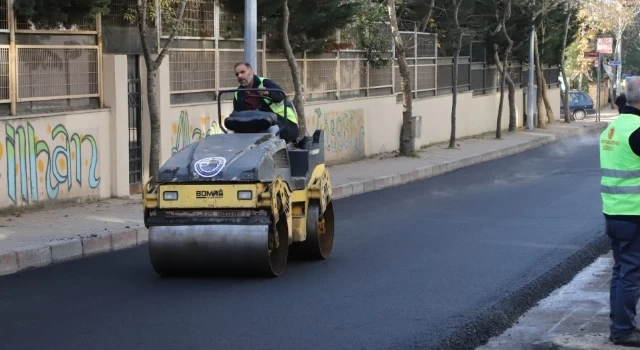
top-left (600, 77), bottom-right (640, 347)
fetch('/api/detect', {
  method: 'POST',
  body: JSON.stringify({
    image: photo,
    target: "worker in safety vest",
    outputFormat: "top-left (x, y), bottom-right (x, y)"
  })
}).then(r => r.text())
top-left (601, 77), bottom-right (640, 347)
top-left (232, 61), bottom-right (299, 143)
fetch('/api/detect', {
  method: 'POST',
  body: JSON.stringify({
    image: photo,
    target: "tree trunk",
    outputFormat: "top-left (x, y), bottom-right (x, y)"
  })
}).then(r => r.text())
top-left (495, 45), bottom-right (505, 139)
top-left (534, 33), bottom-right (554, 124)
top-left (136, 0), bottom-right (187, 184)
top-left (387, 0), bottom-right (415, 155)
top-left (419, 0), bottom-right (436, 32)
top-left (508, 78), bottom-right (516, 131)
top-left (493, 45), bottom-right (515, 137)
top-left (497, 0), bottom-right (516, 132)
top-left (534, 34), bottom-right (547, 127)
top-left (536, 75), bottom-right (547, 127)
top-left (282, 0), bottom-right (306, 138)
top-left (560, 1), bottom-right (571, 123)
top-left (609, 84), bottom-right (616, 109)
top-left (450, 38), bottom-right (461, 148)
top-left (147, 67), bottom-right (161, 182)
top-left (449, 0), bottom-right (463, 149)
top-left (540, 75), bottom-right (554, 122)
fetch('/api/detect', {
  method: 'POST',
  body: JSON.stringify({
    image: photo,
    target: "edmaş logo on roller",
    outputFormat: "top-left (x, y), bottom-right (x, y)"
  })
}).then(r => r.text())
top-left (194, 157), bottom-right (226, 178)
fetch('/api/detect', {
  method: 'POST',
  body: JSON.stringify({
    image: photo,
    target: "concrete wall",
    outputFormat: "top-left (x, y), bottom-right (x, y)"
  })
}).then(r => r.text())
top-left (167, 102), bottom-right (229, 158)
top-left (0, 109), bottom-right (111, 209)
top-left (162, 82), bottom-right (556, 168)
top-left (0, 52), bottom-right (561, 211)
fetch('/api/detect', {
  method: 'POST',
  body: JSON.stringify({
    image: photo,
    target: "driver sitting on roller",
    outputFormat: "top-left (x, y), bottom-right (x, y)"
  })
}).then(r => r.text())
top-left (232, 61), bottom-right (300, 143)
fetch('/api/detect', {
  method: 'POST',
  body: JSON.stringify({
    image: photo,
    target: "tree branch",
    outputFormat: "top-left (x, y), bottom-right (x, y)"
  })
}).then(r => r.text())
top-left (530, 0), bottom-right (567, 19)
top-left (419, 0), bottom-right (436, 32)
top-left (137, 0), bottom-right (153, 69)
top-left (154, 0), bottom-right (188, 66)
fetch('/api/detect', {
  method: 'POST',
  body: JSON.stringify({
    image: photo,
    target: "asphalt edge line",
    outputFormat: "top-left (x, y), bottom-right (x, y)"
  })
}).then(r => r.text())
top-left (428, 231), bottom-right (611, 350)
top-left (0, 123), bottom-right (608, 277)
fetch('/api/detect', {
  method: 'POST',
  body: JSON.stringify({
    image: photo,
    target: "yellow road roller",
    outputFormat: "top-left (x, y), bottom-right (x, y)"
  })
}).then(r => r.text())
top-left (142, 88), bottom-right (334, 277)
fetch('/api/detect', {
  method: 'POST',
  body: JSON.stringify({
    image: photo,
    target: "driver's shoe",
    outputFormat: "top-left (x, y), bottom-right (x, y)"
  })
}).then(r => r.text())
top-left (613, 328), bottom-right (640, 347)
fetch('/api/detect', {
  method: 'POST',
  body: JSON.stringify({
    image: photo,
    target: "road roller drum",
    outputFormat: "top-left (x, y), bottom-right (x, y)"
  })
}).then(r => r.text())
top-left (142, 88), bottom-right (335, 277)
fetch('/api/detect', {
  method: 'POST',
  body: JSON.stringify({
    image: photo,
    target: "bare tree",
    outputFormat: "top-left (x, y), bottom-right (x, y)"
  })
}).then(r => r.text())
top-left (387, 0), bottom-right (416, 155)
top-left (534, 32), bottom-right (549, 127)
top-left (419, 0), bottom-right (436, 32)
top-left (536, 26), bottom-right (555, 124)
top-left (491, 0), bottom-right (515, 138)
top-left (560, 0), bottom-right (572, 123)
top-left (525, 0), bottom-right (566, 127)
top-left (449, 0), bottom-right (464, 149)
top-left (132, 0), bottom-right (188, 183)
top-left (282, 0), bottom-right (306, 137)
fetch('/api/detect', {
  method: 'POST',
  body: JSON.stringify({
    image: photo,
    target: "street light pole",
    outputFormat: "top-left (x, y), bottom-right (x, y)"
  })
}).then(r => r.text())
top-left (244, 0), bottom-right (258, 74)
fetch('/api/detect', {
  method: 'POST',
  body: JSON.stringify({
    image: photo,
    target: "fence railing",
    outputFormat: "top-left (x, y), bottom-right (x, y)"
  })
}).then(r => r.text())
top-left (1, 0), bottom-right (561, 115)
top-left (169, 44), bottom-right (560, 105)
top-left (0, 0), bottom-right (102, 116)
top-left (166, 11), bottom-right (560, 106)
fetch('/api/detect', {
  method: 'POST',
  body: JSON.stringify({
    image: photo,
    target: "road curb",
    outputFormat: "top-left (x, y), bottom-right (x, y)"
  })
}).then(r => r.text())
top-left (0, 122), bottom-right (608, 277)
top-left (0, 227), bottom-right (149, 277)
top-left (544, 333), bottom-right (619, 350)
top-left (435, 231), bottom-right (612, 350)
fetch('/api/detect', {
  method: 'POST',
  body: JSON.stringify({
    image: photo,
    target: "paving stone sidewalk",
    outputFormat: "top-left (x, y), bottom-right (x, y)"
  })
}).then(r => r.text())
top-left (477, 253), bottom-right (630, 350)
top-left (0, 120), bottom-right (609, 276)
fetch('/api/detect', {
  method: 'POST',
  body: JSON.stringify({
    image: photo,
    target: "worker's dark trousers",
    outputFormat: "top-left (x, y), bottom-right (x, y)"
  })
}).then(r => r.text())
top-left (607, 218), bottom-right (640, 339)
top-left (277, 118), bottom-right (299, 143)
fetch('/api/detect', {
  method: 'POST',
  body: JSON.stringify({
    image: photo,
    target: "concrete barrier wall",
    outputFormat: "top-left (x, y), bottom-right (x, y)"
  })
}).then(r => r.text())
top-left (0, 110), bottom-right (112, 209)
top-left (163, 85), bottom-right (552, 167)
top-left (0, 53), bottom-right (560, 211)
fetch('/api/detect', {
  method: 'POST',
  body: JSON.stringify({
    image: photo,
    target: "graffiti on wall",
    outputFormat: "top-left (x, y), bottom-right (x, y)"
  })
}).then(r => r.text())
top-left (0, 122), bottom-right (100, 205)
top-left (171, 110), bottom-right (223, 155)
top-left (307, 107), bottom-right (366, 163)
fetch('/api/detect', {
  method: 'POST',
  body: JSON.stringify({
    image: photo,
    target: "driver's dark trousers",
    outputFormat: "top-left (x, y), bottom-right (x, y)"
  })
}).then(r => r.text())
top-left (607, 217), bottom-right (640, 340)
top-left (278, 118), bottom-right (299, 143)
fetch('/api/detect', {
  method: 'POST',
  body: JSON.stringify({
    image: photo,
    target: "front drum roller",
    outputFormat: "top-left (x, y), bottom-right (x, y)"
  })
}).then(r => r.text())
top-left (148, 212), bottom-right (290, 277)
top-left (292, 200), bottom-right (335, 260)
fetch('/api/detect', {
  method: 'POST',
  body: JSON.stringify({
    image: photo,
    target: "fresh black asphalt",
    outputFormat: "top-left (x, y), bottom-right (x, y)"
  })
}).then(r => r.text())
top-left (0, 132), bottom-right (610, 350)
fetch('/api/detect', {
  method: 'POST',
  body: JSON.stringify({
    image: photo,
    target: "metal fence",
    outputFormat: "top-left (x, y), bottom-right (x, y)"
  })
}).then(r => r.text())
top-left (168, 29), bottom-right (560, 105)
top-left (0, 0), bottom-right (102, 116)
top-left (0, 0), bottom-right (561, 114)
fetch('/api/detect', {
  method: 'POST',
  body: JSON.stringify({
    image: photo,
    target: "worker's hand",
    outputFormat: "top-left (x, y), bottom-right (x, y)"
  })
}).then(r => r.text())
top-left (258, 89), bottom-right (269, 96)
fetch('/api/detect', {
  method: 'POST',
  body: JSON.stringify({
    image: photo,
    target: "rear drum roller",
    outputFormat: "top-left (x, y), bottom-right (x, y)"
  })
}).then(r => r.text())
top-left (292, 201), bottom-right (335, 260)
top-left (148, 212), bottom-right (290, 277)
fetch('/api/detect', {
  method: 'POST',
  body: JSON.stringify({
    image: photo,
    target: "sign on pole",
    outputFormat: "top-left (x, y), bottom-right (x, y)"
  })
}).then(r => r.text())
top-left (609, 60), bottom-right (621, 66)
top-left (584, 51), bottom-right (598, 58)
top-left (597, 38), bottom-right (613, 54)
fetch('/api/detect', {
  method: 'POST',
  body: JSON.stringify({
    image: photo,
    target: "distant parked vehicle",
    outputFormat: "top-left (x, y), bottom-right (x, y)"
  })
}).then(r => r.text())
top-left (560, 90), bottom-right (595, 121)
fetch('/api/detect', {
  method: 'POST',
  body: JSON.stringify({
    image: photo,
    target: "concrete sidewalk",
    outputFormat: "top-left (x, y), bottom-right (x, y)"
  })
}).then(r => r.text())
top-left (0, 120), bottom-right (609, 276)
top-left (477, 253), bottom-right (629, 350)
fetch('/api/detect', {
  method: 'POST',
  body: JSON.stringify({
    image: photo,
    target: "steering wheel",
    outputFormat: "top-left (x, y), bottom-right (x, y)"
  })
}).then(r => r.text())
top-left (241, 91), bottom-right (275, 110)
top-left (239, 92), bottom-right (283, 137)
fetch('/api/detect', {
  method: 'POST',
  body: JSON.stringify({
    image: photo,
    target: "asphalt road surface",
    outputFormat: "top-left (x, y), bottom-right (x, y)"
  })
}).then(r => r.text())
top-left (0, 133), bottom-right (608, 350)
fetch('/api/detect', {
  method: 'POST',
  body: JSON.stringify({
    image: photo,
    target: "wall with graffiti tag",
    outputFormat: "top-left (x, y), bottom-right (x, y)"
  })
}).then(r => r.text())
top-left (304, 107), bottom-right (366, 165)
top-left (0, 111), bottom-right (111, 209)
top-left (166, 104), bottom-right (231, 158)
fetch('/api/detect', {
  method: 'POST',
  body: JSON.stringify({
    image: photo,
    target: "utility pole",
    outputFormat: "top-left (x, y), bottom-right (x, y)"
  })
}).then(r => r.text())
top-left (527, 0), bottom-right (536, 130)
top-left (597, 53), bottom-right (602, 122)
top-left (244, 0), bottom-right (258, 74)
